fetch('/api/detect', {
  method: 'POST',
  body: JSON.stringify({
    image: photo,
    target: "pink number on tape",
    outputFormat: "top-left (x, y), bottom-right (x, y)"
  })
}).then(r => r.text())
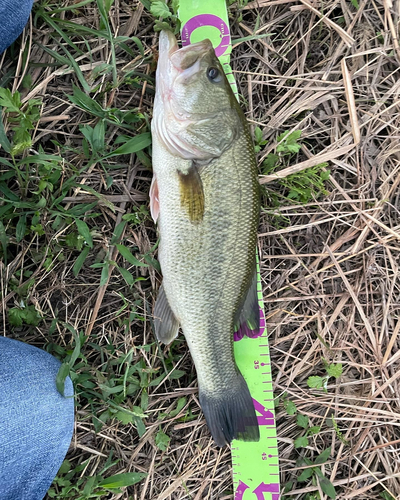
top-left (181, 14), bottom-right (231, 57)
top-left (235, 481), bottom-right (280, 500)
top-left (253, 399), bottom-right (275, 426)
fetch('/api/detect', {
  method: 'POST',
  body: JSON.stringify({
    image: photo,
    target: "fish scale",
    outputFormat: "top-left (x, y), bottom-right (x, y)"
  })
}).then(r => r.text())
top-left (152, 25), bottom-right (262, 443)
top-left (154, 129), bottom-right (259, 393)
top-left (177, 1), bottom-right (281, 498)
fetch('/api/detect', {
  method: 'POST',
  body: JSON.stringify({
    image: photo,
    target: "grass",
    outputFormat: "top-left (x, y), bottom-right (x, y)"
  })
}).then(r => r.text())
top-left (1, 0), bottom-right (400, 499)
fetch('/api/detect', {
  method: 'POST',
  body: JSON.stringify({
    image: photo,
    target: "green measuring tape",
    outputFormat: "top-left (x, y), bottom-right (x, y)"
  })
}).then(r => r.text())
top-left (178, 3), bottom-right (280, 499)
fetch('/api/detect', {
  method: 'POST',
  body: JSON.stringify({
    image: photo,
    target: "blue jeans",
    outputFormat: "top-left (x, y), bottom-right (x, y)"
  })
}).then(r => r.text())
top-left (0, 0), bottom-right (34, 54)
top-left (0, 337), bottom-right (74, 500)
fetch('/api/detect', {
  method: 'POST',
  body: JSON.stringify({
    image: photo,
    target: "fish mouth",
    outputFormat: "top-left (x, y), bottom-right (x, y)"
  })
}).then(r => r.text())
top-left (159, 30), bottom-right (213, 75)
top-left (153, 31), bottom-right (218, 160)
top-left (156, 31), bottom-right (215, 116)
top-left (158, 30), bottom-right (179, 63)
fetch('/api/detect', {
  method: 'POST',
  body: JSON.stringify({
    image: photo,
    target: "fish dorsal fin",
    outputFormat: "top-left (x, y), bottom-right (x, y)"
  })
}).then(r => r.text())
top-left (154, 284), bottom-right (180, 344)
top-left (234, 269), bottom-right (260, 339)
top-left (149, 175), bottom-right (160, 223)
top-left (178, 164), bottom-right (205, 223)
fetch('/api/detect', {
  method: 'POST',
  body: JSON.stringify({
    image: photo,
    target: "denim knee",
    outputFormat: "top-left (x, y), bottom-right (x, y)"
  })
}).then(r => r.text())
top-left (0, 0), bottom-right (34, 54)
top-left (0, 337), bottom-right (74, 500)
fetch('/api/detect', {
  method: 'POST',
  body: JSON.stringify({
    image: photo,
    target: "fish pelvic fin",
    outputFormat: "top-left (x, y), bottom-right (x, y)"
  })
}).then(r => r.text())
top-left (153, 284), bottom-right (180, 344)
top-left (178, 164), bottom-right (204, 223)
top-left (149, 174), bottom-right (160, 223)
top-left (199, 372), bottom-right (260, 447)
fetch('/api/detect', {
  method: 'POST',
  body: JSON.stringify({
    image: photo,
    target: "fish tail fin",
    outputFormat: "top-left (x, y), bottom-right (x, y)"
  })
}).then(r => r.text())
top-left (199, 372), bottom-right (260, 447)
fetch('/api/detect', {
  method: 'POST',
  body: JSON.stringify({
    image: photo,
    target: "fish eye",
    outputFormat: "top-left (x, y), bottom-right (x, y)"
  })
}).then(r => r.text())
top-left (207, 67), bottom-right (222, 83)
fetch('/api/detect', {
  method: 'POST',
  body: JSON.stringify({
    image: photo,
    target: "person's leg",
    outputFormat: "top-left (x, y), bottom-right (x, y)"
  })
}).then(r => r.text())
top-left (0, 337), bottom-right (74, 500)
top-left (0, 0), bottom-right (34, 54)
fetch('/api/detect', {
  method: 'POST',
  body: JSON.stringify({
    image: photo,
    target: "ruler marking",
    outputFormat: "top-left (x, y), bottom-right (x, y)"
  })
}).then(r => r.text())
top-left (178, 10), bottom-right (279, 494)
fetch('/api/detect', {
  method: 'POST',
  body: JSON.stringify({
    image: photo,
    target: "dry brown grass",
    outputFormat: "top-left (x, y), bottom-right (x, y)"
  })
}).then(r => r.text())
top-left (1, 0), bottom-right (400, 499)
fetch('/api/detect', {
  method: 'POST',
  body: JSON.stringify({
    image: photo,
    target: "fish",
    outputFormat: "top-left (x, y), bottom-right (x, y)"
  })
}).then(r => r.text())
top-left (150, 30), bottom-right (260, 447)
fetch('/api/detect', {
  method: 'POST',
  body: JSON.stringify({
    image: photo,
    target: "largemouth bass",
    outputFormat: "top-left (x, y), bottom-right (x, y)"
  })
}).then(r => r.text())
top-left (150, 31), bottom-right (260, 446)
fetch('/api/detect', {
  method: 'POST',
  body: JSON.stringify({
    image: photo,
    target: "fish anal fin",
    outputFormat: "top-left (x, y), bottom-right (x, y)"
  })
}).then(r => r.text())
top-left (150, 175), bottom-right (160, 223)
top-left (235, 270), bottom-right (260, 339)
top-left (178, 164), bottom-right (204, 223)
top-left (154, 284), bottom-right (179, 344)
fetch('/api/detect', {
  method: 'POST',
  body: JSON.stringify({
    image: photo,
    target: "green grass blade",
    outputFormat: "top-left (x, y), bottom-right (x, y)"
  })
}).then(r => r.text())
top-left (73, 246), bottom-right (91, 277)
top-left (110, 220), bottom-right (126, 244)
top-left (117, 266), bottom-right (135, 286)
top-left (68, 85), bottom-right (107, 118)
top-left (98, 472), bottom-right (147, 489)
top-left (39, 12), bottom-right (84, 55)
top-left (56, 362), bottom-right (70, 397)
top-left (96, 0), bottom-right (117, 85)
top-left (100, 263), bottom-right (110, 285)
top-left (46, 0), bottom-right (95, 13)
top-left (105, 132), bottom-right (151, 158)
top-left (138, 0), bottom-right (151, 11)
top-left (116, 244), bottom-right (148, 267)
top-left (75, 219), bottom-right (93, 248)
top-left (37, 43), bottom-right (91, 92)
top-left (0, 107), bottom-right (11, 153)
top-left (233, 33), bottom-right (271, 44)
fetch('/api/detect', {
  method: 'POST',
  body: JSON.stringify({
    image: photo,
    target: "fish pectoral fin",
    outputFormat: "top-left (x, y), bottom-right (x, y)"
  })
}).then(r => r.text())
top-left (149, 174), bottom-right (160, 223)
top-left (153, 284), bottom-right (180, 344)
top-left (234, 269), bottom-right (260, 338)
top-left (178, 164), bottom-right (204, 223)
